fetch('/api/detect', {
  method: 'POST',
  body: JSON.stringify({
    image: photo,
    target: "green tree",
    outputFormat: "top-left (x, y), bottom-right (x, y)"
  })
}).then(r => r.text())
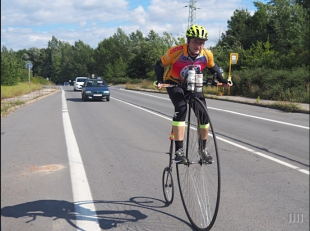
top-left (95, 28), bottom-right (131, 77)
top-left (1, 46), bottom-right (24, 85)
top-left (59, 42), bottom-right (74, 83)
top-left (218, 9), bottom-right (253, 50)
top-left (37, 48), bottom-right (51, 81)
top-left (71, 40), bottom-right (94, 77)
top-left (242, 39), bottom-right (279, 69)
top-left (266, 0), bottom-right (309, 67)
top-left (47, 36), bottom-right (62, 83)
top-left (105, 57), bottom-right (128, 83)
top-left (128, 30), bottom-right (173, 80)
top-left (23, 47), bottom-right (41, 76)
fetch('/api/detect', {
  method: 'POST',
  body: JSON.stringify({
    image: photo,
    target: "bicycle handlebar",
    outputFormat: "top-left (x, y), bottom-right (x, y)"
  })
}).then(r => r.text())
top-left (153, 73), bottom-right (232, 89)
top-left (157, 79), bottom-right (223, 88)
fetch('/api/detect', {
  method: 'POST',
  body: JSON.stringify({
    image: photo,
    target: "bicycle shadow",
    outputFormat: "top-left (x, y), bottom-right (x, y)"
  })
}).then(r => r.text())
top-left (1, 196), bottom-right (193, 230)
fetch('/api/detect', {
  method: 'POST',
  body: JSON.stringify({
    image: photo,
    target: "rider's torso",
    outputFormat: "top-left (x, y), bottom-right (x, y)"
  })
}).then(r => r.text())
top-left (161, 44), bottom-right (215, 83)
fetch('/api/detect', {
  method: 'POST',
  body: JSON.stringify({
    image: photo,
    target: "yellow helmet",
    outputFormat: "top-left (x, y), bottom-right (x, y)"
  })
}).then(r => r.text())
top-left (186, 25), bottom-right (208, 40)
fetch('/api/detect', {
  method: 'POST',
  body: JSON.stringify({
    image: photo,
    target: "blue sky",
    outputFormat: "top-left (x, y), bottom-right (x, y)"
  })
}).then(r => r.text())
top-left (1, 0), bottom-right (257, 51)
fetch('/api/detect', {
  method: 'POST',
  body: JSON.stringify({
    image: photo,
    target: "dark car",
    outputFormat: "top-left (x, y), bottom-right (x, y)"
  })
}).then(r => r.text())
top-left (81, 78), bottom-right (110, 101)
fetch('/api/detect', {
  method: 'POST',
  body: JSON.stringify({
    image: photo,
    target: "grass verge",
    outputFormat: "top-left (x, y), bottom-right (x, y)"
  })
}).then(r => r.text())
top-left (125, 80), bottom-right (306, 113)
top-left (1, 83), bottom-right (43, 117)
top-left (270, 102), bottom-right (302, 112)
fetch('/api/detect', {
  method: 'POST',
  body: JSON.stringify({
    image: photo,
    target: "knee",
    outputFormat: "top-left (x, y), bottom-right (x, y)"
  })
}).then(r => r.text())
top-left (174, 104), bottom-right (187, 121)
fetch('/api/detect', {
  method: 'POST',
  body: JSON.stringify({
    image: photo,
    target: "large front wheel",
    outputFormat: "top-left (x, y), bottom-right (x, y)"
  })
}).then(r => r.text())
top-left (176, 97), bottom-right (221, 231)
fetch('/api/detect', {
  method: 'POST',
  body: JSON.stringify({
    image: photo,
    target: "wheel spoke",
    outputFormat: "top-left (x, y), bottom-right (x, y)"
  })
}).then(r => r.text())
top-left (162, 167), bottom-right (174, 205)
top-left (177, 98), bottom-right (221, 230)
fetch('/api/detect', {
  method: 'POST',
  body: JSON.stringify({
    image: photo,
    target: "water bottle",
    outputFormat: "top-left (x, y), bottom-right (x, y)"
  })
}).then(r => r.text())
top-left (195, 70), bottom-right (203, 92)
top-left (187, 67), bottom-right (195, 91)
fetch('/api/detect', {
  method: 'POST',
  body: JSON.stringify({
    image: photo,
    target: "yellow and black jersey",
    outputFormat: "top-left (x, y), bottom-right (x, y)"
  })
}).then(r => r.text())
top-left (160, 43), bottom-right (215, 83)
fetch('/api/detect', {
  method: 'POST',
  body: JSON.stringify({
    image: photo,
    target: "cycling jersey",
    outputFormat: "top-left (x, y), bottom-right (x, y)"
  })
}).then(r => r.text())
top-left (160, 43), bottom-right (215, 83)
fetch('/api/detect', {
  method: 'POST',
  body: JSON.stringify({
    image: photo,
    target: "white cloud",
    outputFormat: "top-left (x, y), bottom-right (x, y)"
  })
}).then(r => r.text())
top-left (1, 0), bottom-right (256, 51)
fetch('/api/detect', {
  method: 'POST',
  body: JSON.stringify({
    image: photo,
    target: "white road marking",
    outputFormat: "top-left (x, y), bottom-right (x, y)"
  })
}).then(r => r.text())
top-left (121, 89), bottom-right (309, 129)
top-left (112, 96), bottom-right (309, 175)
top-left (209, 107), bottom-right (309, 129)
top-left (62, 90), bottom-right (101, 230)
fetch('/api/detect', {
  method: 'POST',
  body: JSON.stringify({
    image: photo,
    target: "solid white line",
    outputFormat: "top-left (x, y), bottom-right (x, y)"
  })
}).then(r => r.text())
top-left (121, 89), bottom-right (309, 130)
top-left (62, 90), bottom-right (101, 231)
top-left (216, 137), bottom-right (309, 175)
top-left (209, 107), bottom-right (309, 129)
top-left (112, 97), bottom-right (309, 175)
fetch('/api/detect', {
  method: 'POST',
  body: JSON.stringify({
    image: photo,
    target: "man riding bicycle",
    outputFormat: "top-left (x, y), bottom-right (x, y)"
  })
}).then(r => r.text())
top-left (154, 24), bottom-right (232, 163)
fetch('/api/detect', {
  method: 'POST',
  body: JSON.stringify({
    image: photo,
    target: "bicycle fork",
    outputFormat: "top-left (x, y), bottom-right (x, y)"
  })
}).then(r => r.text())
top-left (166, 130), bottom-right (174, 169)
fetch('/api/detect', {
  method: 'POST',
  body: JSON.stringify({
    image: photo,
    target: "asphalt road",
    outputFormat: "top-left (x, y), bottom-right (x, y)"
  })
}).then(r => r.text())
top-left (1, 85), bottom-right (309, 231)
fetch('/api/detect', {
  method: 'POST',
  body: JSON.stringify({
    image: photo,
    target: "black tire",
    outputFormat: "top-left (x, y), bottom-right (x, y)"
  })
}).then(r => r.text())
top-left (82, 94), bottom-right (87, 101)
top-left (106, 96), bottom-right (110, 102)
top-left (176, 97), bottom-right (221, 231)
top-left (162, 167), bottom-right (174, 205)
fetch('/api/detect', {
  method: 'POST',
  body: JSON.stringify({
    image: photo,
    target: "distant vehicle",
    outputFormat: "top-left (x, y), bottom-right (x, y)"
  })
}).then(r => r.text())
top-left (64, 82), bottom-right (70, 86)
top-left (81, 77), bottom-right (110, 101)
top-left (73, 77), bottom-right (88, 91)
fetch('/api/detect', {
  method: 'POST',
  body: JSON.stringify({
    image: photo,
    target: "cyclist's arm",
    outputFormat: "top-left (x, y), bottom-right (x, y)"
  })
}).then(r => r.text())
top-left (207, 64), bottom-right (228, 84)
top-left (154, 59), bottom-right (164, 84)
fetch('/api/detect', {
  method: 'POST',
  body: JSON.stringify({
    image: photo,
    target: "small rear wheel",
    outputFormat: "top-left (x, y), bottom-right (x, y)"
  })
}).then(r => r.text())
top-left (162, 167), bottom-right (174, 205)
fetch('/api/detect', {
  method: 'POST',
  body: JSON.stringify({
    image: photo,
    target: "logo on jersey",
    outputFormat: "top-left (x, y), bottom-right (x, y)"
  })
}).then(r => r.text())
top-left (170, 46), bottom-right (183, 54)
top-left (180, 65), bottom-right (202, 78)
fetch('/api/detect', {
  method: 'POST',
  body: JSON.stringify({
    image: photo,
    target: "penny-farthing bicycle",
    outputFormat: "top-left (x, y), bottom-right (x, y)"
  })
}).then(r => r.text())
top-left (161, 74), bottom-right (223, 231)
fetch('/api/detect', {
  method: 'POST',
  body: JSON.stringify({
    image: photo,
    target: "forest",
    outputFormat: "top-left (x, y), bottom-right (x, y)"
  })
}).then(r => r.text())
top-left (1, 0), bottom-right (309, 103)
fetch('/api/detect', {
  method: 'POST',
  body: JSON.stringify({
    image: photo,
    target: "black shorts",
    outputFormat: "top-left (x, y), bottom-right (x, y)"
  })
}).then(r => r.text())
top-left (166, 84), bottom-right (207, 123)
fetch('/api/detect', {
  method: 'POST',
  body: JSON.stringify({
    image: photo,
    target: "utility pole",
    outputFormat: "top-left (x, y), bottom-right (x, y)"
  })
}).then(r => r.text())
top-left (185, 0), bottom-right (200, 28)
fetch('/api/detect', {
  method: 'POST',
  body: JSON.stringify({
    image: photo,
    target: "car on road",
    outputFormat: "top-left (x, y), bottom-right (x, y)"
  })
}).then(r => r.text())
top-left (81, 77), bottom-right (110, 101)
top-left (64, 82), bottom-right (70, 86)
top-left (73, 77), bottom-right (88, 91)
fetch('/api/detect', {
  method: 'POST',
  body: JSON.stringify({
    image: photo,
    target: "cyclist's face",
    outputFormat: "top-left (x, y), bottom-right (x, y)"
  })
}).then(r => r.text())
top-left (188, 38), bottom-right (205, 56)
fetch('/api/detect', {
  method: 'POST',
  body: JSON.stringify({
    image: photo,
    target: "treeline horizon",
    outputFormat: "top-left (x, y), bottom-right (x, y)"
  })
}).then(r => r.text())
top-left (1, 0), bottom-right (309, 102)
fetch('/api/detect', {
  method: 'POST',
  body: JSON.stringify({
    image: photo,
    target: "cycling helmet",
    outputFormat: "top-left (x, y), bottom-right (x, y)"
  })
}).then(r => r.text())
top-left (186, 25), bottom-right (208, 40)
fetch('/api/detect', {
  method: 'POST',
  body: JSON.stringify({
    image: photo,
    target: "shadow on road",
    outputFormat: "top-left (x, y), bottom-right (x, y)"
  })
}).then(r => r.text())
top-left (66, 98), bottom-right (108, 102)
top-left (1, 196), bottom-right (192, 230)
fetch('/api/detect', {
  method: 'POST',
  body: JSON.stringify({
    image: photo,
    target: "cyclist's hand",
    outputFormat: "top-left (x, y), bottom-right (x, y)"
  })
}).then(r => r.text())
top-left (153, 81), bottom-right (163, 90)
top-left (157, 82), bottom-right (163, 90)
top-left (223, 80), bottom-right (233, 88)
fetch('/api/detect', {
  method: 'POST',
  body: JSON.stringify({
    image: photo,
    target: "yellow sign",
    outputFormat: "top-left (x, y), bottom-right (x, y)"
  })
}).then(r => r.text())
top-left (230, 53), bottom-right (238, 64)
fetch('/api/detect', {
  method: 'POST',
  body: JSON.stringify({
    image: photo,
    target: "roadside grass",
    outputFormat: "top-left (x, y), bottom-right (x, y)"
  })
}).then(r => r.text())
top-left (1, 83), bottom-right (42, 116)
top-left (1, 81), bottom-right (306, 115)
top-left (271, 102), bottom-right (302, 112)
top-left (126, 80), bottom-right (167, 92)
top-left (125, 80), bottom-right (219, 95)
top-left (1, 100), bottom-right (26, 116)
top-left (1, 82), bottom-right (42, 99)
top-left (125, 80), bottom-right (305, 113)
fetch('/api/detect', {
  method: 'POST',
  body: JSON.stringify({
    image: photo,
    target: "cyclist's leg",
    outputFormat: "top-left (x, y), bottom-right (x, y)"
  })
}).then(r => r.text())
top-left (167, 86), bottom-right (187, 159)
top-left (193, 92), bottom-right (209, 148)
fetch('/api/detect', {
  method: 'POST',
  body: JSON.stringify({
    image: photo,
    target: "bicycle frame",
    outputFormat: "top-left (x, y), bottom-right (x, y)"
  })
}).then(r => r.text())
top-left (161, 75), bottom-right (222, 230)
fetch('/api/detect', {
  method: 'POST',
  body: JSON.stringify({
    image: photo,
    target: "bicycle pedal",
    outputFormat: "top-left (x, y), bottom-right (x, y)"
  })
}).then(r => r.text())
top-left (200, 159), bottom-right (213, 164)
top-left (174, 159), bottom-right (188, 164)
